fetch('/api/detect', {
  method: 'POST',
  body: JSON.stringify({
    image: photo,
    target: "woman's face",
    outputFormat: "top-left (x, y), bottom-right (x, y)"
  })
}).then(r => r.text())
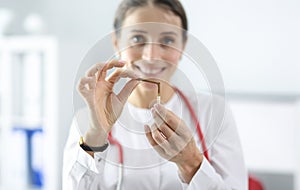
top-left (115, 6), bottom-right (185, 83)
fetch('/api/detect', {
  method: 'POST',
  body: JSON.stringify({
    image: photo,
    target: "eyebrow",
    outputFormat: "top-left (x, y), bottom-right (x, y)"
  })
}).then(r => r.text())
top-left (130, 29), bottom-right (148, 34)
top-left (130, 30), bottom-right (178, 36)
top-left (160, 31), bottom-right (178, 36)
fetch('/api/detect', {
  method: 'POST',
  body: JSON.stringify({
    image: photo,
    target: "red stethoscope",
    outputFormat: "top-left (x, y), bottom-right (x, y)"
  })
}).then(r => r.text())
top-left (107, 87), bottom-right (210, 190)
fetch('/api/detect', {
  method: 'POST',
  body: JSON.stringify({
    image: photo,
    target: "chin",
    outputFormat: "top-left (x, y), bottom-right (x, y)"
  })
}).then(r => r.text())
top-left (139, 82), bottom-right (158, 91)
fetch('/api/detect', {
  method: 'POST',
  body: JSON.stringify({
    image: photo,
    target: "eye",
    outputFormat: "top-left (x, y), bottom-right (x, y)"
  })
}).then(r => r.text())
top-left (131, 35), bottom-right (146, 44)
top-left (160, 36), bottom-right (175, 46)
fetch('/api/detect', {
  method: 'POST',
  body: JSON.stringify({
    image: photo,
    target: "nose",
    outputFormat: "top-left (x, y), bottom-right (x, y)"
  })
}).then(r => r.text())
top-left (142, 43), bottom-right (161, 61)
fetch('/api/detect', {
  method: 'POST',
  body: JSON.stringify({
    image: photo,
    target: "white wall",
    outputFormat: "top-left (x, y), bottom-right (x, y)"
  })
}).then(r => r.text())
top-left (230, 99), bottom-right (298, 172)
top-left (229, 97), bottom-right (300, 189)
top-left (182, 0), bottom-right (300, 94)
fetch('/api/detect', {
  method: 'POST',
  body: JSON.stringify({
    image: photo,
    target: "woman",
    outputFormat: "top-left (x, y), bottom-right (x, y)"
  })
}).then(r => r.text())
top-left (63, 0), bottom-right (247, 189)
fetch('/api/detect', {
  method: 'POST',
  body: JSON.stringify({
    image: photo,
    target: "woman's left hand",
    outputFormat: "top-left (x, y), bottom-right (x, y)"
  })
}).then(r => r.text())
top-left (145, 104), bottom-right (203, 184)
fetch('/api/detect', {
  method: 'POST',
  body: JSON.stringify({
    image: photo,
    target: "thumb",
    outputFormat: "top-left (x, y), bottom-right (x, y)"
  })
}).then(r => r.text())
top-left (117, 79), bottom-right (140, 104)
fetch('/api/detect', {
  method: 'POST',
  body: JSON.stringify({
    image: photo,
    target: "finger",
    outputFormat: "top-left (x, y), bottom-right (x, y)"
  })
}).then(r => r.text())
top-left (77, 79), bottom-right (88, 96)
top-left (86, 63), bottom-right (104, 77)
top-left (97, 60), bottom-right (125, 81)
top-left (149, 123), bottom-right (168, 144)
top-left (79, 77), bottom-right (96, 89)
top-left (151, 108), bottom-right (175, 140)
top-left (153, 104), bottom-right (184, 135)
top-left (144, 125), bottom-right (165, 154)
top-left (106, 69), bottom-right (138, 84)
top-left (151, 107), bottom-right (190, 151)
top-left (77, 77), bottom-right (95, 93)
top-left (144, 125), bottom-right (158, 146)
top-left (117, 79), bottom-right (140, 104)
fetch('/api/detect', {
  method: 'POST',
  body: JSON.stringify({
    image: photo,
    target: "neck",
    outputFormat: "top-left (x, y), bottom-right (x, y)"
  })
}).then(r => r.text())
top-left (128, 82), bottom-right (174, 109)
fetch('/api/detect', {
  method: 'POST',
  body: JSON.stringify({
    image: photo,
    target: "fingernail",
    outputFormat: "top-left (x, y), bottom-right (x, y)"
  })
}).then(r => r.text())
top-left (150, 107), bottom-right (155, 115)
top-left (154, 103), bottom-right (161, 110)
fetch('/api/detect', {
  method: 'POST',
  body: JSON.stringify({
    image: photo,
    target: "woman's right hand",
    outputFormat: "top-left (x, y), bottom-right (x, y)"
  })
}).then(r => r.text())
top-left (77, 60), bottom-right (139, 147)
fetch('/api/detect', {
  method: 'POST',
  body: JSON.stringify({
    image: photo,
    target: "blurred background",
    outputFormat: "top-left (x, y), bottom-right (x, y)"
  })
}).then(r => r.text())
top-left (0, 0), bottom-right (299, 189)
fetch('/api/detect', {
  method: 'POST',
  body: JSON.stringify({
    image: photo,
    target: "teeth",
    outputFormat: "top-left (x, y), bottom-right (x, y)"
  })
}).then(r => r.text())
top-left (139, 68), bottom-right (162, 75)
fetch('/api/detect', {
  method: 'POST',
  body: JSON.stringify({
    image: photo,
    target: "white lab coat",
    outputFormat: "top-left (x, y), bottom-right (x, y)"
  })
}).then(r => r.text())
top-left (63, 92), bottom-right (248, 190)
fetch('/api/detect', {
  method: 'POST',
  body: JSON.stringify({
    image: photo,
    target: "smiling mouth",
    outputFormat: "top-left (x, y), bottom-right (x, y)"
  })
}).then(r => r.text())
top-left (134, 65), bottom-right (166, 76)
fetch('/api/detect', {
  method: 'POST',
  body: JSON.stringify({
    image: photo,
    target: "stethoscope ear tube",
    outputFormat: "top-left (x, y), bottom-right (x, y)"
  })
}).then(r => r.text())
top-left (108, 132), bottom-right (124, 164)
top-left (173, 87), bottom-right (210, 162)
top-left (108, 132), bottom-right (124, 190)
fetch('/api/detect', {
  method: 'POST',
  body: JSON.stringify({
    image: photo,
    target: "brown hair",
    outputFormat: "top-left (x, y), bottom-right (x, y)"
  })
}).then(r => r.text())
top-left (113, 0), bottom-right (188, 40)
